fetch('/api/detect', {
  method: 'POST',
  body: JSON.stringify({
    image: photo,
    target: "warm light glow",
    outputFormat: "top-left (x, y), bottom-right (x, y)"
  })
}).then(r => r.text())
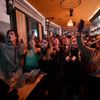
top-left (60, 0), bottom-right (81, 10)
top-left (50, 21), bottom-right (61, 28)
top-left (67, 19), bottom-right (73, 26)
top-left (23, 0), bottom-right (45, 19)
top-left (24, 0), bottom-right (61, 28)
top-left (89, 8), bottom-right (100, 21)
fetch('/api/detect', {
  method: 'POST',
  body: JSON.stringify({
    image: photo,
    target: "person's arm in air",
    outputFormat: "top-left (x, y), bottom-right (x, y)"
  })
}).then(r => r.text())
top-left (18, 40), bottom-right (27, 56)
top-left (31, 39), bottom-right (41, 54)
top-left (76, 32), bottom-right (95, 60)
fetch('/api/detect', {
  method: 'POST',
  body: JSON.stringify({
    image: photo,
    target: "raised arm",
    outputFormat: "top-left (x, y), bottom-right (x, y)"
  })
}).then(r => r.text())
top-left (76, 33), bottom-right (95, 60)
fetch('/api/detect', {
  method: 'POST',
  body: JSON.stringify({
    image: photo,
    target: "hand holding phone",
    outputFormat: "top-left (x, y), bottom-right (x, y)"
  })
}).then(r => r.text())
top-left (77, 19), bottom-right (84, 33)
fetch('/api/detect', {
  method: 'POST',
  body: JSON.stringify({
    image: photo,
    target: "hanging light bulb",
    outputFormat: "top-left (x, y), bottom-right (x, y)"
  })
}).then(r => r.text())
top-left (67, 8), bottom-right (74, 26)
top-left (67, 19), bottom-right (73, 26)
top-left (59, 0), bottom-right (81, 27)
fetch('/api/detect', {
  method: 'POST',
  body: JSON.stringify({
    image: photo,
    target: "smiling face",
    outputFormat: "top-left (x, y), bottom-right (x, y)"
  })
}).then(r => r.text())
top-left (64, 37), bottom-right (70, 46)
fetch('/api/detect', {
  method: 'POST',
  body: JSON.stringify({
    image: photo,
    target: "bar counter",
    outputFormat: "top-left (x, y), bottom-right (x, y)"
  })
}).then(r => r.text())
top-left (17, 73), bottom-right (46, 100)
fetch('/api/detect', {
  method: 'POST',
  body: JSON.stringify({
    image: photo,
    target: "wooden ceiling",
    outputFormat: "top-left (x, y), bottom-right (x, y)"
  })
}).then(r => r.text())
top-left (27, 0), bottom-right (100, 27)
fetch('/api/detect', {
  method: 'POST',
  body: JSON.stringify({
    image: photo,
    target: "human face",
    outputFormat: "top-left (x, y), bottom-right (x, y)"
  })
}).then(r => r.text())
top-left (96, 35), bottom-right (100, 48)
top-left (71, 37), bottom-right (78, 48)
top-left (64, 38), bottom-right (70, 46)
top-left (7, 31), bottom-right (17, 43)
top-left (41, 40), bottom-right (48, 49)
top-left (53, 38), bottom-right (59, 45)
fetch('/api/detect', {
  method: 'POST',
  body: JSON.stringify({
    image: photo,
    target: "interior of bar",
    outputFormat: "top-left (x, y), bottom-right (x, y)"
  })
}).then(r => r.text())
top-left (0, 0), bottom-right (100, 100)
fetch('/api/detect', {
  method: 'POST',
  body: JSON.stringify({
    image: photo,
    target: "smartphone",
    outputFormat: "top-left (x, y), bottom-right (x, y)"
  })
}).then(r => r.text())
top-left (77, 19), bottom-right (84, 33)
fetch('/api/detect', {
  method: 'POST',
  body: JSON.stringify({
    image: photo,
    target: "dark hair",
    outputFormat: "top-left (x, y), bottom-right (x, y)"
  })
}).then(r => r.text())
top-left (6, 30), bottom-right (18, 38)
top-left (32, 30), bottom-right (35, 35)
top-left (6, 30), bottom-right (19, 44)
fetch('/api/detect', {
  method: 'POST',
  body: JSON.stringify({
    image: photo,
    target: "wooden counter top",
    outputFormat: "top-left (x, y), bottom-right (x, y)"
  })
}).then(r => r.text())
top-left (18, 73), bottom-right (46, 100)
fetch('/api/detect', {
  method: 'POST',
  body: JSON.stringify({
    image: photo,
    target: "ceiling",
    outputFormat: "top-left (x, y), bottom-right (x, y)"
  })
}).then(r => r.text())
top-left (27, 0), bottom-right (100, 27)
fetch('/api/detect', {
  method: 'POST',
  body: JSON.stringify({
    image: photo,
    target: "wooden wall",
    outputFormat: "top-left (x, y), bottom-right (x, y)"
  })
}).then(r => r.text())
top-left (16, 10), bottom-right (27, 48)
top-left (38, 23), bottom-right (43, 41)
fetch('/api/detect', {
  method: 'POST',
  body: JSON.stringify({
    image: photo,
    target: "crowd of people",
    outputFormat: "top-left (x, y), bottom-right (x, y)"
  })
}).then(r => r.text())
top-left (0, 30), bottom-right (25, 99)
top-left (0, 29), bottom-right (100, 100)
